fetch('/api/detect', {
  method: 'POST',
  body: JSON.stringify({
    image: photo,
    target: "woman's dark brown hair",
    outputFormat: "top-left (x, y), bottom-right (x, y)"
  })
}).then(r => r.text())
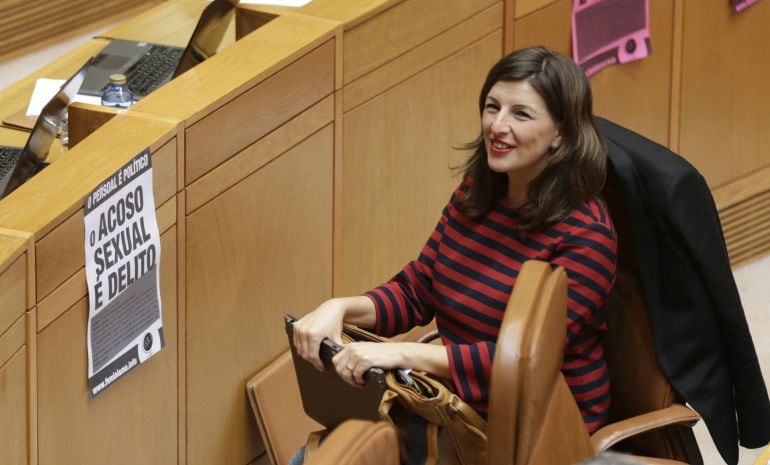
top-left (457, 46), bottom-right (606, 233)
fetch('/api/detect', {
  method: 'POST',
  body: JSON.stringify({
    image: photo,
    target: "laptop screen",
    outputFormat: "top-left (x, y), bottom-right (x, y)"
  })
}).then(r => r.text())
top-left (1, 58), bottom-right (91, 199)
top-left (174, 0), bottom-right (237, 76)
top-left (284, 314), bottom-right (387, 428)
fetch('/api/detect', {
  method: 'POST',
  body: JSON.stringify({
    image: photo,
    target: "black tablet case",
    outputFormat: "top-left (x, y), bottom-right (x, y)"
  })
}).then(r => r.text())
top-left (284, 315), bottom-right (387, 429)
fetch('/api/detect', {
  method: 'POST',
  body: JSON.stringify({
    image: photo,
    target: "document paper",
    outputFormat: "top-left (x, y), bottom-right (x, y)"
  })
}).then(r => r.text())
top-left (84, 148), bottom-right (164, 397)
top-left (26, 79), bottom-right (103, 117)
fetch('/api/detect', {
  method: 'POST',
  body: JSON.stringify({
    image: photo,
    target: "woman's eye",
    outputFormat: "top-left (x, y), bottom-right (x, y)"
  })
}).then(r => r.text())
top-left (484, 102), bottom-right (499, 111)
top-left (514, 111), bottom-right (531, 118)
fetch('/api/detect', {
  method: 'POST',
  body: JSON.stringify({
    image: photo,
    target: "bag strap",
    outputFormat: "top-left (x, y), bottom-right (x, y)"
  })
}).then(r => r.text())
top-left (342, 323), bottom-right (389, 343)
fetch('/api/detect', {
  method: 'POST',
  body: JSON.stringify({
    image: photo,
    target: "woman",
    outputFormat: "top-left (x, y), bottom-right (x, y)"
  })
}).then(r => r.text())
top-left (294, 46), bottom-right (617, 436)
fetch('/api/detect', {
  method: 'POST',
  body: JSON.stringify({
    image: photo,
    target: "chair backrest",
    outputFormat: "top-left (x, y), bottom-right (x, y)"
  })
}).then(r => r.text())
top-left (487, 260), bottom-right (594, 465)
top-left (602, 172), bottom-right (678, 415)
top-left (246, 351), bottom-right (322, 465)
top-left (305, 420), bottom-right (399, 465)
top-left (601, 172), bottom-right (701, 461)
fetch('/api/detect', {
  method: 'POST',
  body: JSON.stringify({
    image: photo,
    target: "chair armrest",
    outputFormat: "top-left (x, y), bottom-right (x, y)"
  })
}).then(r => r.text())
top-left (590, 404), bottom-right (700, 453)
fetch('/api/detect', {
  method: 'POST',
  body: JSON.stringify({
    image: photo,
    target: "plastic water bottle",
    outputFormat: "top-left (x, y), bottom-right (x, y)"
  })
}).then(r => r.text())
top-left (101, 74), bottom-right (133, 109)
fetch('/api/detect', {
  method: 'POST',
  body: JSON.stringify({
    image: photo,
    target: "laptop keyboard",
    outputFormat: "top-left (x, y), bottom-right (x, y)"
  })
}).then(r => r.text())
top-left (125, 45), bottom-right (185, 99)
top-left (0, 146), bottom-right (22, 178)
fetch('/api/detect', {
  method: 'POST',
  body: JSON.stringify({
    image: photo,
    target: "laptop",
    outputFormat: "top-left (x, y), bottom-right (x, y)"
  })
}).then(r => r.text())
top-left (284, 314), bottom-right (388, 428)
top-left (0, 59), bottom-right (92, 200)
top-left (79, 0), bottom-right (236, 100)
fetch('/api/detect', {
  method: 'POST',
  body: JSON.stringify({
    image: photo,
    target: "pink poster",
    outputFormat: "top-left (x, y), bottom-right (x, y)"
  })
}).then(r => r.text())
top-left (732, 0), bottom-right (761, 12)
top-left (571, 0), bottom-right (651, 76)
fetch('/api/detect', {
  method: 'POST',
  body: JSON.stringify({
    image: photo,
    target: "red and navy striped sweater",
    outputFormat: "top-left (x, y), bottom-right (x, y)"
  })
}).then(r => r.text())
top-left (365, 185), bottom-right (617, 432)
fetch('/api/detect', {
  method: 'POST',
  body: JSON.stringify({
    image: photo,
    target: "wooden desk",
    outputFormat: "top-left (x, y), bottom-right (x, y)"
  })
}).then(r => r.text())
top-left (0, 1), bottom-right (508, 464)
top-left (0, 1), bottom-right (337, 464)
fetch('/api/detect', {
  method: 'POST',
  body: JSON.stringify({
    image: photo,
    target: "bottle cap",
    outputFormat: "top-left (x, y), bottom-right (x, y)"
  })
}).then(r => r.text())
top-left (108, 74), bottom-right (127, 85)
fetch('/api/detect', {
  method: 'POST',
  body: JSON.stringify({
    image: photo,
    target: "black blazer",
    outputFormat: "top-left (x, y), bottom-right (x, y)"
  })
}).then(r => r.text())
top-left (596, 117), bottom-right (770, 465)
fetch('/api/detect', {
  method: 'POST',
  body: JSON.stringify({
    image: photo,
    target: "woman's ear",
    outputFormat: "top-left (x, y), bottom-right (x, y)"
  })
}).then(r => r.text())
top-left (550, 134), bottom-right (562, 149)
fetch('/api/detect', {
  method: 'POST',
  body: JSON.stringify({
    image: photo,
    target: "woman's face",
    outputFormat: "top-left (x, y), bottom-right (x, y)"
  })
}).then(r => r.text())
top-left (482, 79), bottom-right (560, 186)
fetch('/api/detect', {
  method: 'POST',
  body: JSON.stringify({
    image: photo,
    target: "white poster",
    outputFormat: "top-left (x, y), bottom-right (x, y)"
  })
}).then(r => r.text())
top-left (84, 148), bottom-right (163, 396)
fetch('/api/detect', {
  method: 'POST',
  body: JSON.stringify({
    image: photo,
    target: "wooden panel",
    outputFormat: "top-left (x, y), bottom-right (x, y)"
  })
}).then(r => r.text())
top-left (35, 212), bottom-right (83, 302)
top-left (35, 142), bottom-right (177, 302)
top-left (512, 0), bottom-right (674, 146)
top-left (0, 0), bottom-right (161, 62)
top-left (151, 138), bottom-right (179, 206)
top-left (0, 253), bottom-right (26, 335)
top-left (37, 229), bottom-right (177, 465)
top-left (37, 269), bottom-right (86, 334)
top-left (156, 196), bottom-right (179, 234)
top-left (679, 0), bottom-right (770, 188)
top-left (0, 232), bottom-right (35, 318)
top-left (0, 315), bottom-right (26, 465)
top-left (343, 0), bottom-right (498, 84)
top-left (343, 2), bottom-right (504, 112)
top-left (186, 95), bottom-right (334, 212)
top-left (184, 40), bottom-right (335, 183)
top-left (0, 347), bottom-right (27, 465)
top-left (186, 126), bottom-right (333, 465)
top-left (515, 0), bottom-right (558, 19)
top-left (336, 32), bottom-right (502, 296)
top-left (67, 103), bottom-right (119, 149)
top-left (234, 8), bottom-right (279, 41)
top-left (0, 315), bottom-right (25, 369)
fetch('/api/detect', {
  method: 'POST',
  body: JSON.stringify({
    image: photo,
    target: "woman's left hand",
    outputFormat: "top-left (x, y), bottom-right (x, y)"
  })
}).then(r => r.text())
top-left (331, 341), bottom-right (450, 387)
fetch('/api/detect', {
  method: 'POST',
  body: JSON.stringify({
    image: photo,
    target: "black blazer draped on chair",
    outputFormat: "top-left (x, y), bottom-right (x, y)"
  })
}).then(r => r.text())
top-left (597, 116), bottom-right (770, 465)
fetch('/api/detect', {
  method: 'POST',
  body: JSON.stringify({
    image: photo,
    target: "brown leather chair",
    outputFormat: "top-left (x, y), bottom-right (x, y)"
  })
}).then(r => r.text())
top-left (486, 260), bottom-right (700, 465)
top-left (249, 234), bottom-right (701, 465)
top-left (305, 419), bottom-right (399, 465)
top-left (487, 260), bottom-right (594, 465)
top-left (246, 351), bottom-right (323, 465)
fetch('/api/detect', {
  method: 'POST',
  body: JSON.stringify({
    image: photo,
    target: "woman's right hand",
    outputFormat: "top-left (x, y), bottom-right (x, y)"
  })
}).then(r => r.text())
top-left (292, 298), bottom-right (347, 371)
